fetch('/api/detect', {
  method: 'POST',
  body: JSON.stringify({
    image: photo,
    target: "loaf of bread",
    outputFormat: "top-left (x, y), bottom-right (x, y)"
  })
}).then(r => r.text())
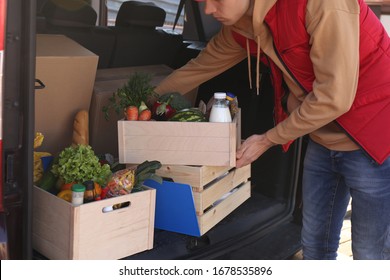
top-left (72, 110), bottom-right (89, 146)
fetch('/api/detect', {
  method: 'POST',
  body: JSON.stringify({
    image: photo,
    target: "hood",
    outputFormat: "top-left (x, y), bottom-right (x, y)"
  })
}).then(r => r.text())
top-left (233, 0), bottom-right (277, 94)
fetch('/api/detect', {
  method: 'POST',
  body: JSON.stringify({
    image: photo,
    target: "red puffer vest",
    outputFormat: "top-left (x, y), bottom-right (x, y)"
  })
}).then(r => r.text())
top-left (233, 0), bottom-right (390, 164)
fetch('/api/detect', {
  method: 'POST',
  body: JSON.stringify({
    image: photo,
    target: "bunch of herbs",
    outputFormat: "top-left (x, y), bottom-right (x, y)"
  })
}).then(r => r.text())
top-left (102, 72), bottom-right (157, 120)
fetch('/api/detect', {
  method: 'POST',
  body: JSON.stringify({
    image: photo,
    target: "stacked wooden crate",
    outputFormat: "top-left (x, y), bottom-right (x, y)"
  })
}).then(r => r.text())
top-left (149, 164), bottom-right (251, 236)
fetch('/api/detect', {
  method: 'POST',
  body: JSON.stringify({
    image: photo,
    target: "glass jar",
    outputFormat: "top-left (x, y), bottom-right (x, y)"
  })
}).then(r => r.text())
top-left (71, 184), bottom-right (86, 206)
top-left (209, 92), bottom-right (232, 123)
top-left (83, 180), bottom-right (95, 203)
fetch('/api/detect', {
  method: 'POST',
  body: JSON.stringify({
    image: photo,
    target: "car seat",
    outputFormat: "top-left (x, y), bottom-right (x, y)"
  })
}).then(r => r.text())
top-left (109, 1), bottom-right (184, 68)
top-left (40, 0), bottom-right (116, 69)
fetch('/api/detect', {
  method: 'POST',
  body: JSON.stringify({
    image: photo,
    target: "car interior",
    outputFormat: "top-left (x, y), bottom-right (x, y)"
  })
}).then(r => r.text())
top-left (31, 0), bottom-right (304, 260)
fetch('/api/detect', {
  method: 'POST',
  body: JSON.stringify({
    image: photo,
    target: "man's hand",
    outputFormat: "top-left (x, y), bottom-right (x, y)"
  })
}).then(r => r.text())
top-left (236, 134), bottom-right (276, 168)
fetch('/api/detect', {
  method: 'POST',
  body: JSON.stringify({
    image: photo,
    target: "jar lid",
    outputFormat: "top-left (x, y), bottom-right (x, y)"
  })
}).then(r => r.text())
top-left (72, 184), bottom-right (86, 192)
top-left (214, 92), bottom-right (226, 99)
top-left (83, 180), bottom-right (95, 190)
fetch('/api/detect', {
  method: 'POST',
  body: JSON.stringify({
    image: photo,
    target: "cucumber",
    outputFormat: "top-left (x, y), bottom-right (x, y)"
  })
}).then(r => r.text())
top-left (36, 170), bottom-right (58, 192)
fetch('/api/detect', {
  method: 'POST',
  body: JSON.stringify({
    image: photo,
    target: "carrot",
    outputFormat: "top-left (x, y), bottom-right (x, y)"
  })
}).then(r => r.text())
top-left (125, 105), bottom-right (138, 120)
top-left (138, 109), bottom-right (152, 121)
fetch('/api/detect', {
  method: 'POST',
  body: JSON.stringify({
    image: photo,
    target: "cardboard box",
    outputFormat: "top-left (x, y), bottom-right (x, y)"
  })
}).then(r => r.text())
top-left (145, 164), bottom-right (251, 236)
top-left (32, 186), bottom-right (156, 260)
top-left (118, 110), bottom-right (241, 167)
top-left (35, 34), bottom-right (98, 155)
top-left (90, 65), bottom-right (177, 157)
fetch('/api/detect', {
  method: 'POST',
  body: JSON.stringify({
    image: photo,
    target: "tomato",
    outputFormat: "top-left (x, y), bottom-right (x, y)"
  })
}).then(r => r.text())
top-left (61, 182), bottom-right (76, 191)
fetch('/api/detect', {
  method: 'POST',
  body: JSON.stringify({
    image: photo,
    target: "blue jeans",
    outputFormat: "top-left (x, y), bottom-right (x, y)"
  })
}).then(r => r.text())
top-left (301, 139), bottom-right (390, 260)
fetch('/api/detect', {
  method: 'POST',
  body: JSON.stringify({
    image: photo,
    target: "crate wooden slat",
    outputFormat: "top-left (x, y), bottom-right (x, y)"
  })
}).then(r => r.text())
top-left (156, 165), bottom-right (232, 190)
top-left (157, 164), bottom-right (250, 213)
top-left (198, 181), bottom-right (251, 235)
top-left (193, 165), bottom-right (251, 214)
top-left (147, 178), bottom-right (251, 237)
top-left (118, 110), bottom-right (241, 167)
top-left (32, 186), bottom-right (156, 260)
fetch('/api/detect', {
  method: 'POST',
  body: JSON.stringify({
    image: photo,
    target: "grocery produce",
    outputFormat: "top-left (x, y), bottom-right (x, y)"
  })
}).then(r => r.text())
top-left (57, 189), bottom-right (72, 202)
top-left (157, 92), bottom-right (192, 111)
top-left (138, 101), bottom-right (148, 113)
top-left (138, 108), bottom-right (152, 121)
top-left (72, 110), bottom-right (89, 146)
top-left (103, 72), bottom-right (157, 120)
top-left (36, 169), bottom-right (58, 192)
top-left (104, 160), bottom-right (162, 197)
top-left (169, 108), bottom-right (206, 122)
top-left (133, 160), bottom-right (162, 192)
top-left (93, 182), bottom-right (102, 199)
top-left (33, 132), bottom-right (52, 182)
top-left (106, 167), bottom-right (136, 194)
top-left (152, 95), bottom-right (176, 121)
top-left (125, 105), bottom-right (139, 120)
top-left (61, 182), bottom-right (76, 191)
top-left (51, 145), bottom-right (112, 186)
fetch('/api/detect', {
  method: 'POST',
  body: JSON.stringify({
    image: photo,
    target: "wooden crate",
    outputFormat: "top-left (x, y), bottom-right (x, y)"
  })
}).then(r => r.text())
top-left (118, 110), bottom-right (241, 167)
top-left (32, 186), bottom-right (156, 260)
top-left (146, 164), bottom-right (251, 236)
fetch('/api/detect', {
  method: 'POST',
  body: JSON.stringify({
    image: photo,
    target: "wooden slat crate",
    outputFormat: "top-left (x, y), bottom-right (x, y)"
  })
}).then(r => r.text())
top-left (32, 186), bottom-right (156, 260)
top-left (147, 164), bottom-right (251, 236)
top-left (118, 110), bottom-right (241, 167)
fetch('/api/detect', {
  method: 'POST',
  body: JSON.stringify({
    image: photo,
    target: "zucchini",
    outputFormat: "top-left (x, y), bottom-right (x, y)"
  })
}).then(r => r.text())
top-left (36, 170), bottom-right (58, 192)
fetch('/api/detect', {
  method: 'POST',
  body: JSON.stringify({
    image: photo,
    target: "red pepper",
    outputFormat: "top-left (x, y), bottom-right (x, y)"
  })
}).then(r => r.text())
top-left (100, 187), bottom-right (109, 199)
top-left (152, 95), bottom-right (176, 121)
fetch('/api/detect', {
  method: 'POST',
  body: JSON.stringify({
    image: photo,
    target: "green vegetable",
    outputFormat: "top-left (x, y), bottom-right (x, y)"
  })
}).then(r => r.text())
top-left (36, 170), bottom-right (58, 192)
top-left (158, 92), bottom-right (192, 111)
top-left (51, 145), bottom-right (112, 186)
top-left (169, 108), bottom-right (206, 122)
top-left (133, 160), bottom-right (163, 192)
top-left (102, 72), bottom-right (158, 120)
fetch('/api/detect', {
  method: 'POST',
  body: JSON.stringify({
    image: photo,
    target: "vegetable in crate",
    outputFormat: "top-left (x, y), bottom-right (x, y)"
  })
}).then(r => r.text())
top-left (105, 160), bottom-right (163, 197)
top-left (157, 92), bottom-right (192, 111)
top-left (152, 94), bottom-right (176, 121)
top-left (102, 72), bottom-right (157, 120)
top-left (51, 145), bottom-right (112, 187)
top-left (138, 101), bottom-right (152, 121)
top-left (169, 108), bottom-right (207, 122)
top-left (134, 160), bottom-right (163, 192)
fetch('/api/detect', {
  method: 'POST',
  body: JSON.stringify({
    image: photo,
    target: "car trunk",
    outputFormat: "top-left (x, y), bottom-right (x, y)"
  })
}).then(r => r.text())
top-left (121, 59), bottom-right (303, 260)
top-left (5, 0), bottom-right (303, 260)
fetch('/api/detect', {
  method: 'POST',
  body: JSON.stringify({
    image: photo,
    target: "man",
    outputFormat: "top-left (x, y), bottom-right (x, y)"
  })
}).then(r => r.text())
top-left (155, 0), bottom-right (390, 260)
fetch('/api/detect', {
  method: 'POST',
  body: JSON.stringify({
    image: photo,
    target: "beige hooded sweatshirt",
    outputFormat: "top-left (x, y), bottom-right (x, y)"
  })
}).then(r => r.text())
top-left (155, 0), bottom-right (361, 152)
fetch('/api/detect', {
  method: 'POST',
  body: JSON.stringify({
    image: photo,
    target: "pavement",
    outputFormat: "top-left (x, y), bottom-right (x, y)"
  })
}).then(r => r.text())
top-left (337, 201), bottom-right (353, 260)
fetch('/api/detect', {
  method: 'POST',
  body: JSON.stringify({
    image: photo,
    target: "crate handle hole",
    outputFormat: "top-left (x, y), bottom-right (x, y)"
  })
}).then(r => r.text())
top-left (162, 177), bottom-right (175, 182)
top-left (102, 201), bottom-right (131, 213)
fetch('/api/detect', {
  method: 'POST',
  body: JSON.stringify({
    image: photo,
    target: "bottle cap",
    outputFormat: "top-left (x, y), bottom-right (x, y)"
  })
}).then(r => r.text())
top-left (214, 92), bottom-right (226, 99)
top-left (72, 184), bottom-right (86, 192)
top-left (83, 180), bottom-right (95, 190)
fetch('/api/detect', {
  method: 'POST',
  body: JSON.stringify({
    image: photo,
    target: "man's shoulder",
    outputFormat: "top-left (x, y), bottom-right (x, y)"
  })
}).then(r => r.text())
top-left (306, 0), bottom-right (360, 15)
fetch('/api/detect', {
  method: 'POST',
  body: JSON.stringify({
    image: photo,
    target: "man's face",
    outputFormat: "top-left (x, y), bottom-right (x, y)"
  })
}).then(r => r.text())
top-left (198, 0), bottom-right (251, 26)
